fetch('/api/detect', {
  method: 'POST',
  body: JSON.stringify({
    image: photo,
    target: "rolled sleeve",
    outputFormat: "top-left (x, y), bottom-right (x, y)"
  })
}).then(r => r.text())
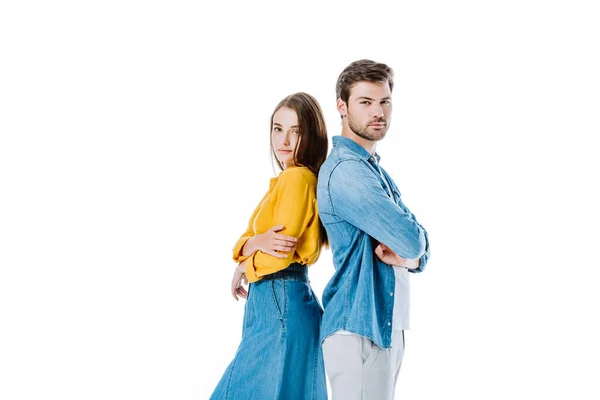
top-left (410, 229), bottom-right (430, 273)
top-left (232, 234), bottom-right (252, 263)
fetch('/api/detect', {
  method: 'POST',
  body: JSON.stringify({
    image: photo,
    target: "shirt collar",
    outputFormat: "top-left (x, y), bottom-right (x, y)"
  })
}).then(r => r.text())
top-left (332, 135), bottom-right (381, 163)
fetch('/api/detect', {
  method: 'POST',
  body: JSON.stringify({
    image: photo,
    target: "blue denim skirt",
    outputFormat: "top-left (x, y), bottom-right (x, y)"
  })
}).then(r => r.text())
top-left (211, 264), bottom-right (327, 400)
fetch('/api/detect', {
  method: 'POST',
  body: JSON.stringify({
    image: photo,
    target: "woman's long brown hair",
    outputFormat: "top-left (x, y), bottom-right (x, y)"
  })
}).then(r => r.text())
top-left (269, 92), bottom-right (329, 247)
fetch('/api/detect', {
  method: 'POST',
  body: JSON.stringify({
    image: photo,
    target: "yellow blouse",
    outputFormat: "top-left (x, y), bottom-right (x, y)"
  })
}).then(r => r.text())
top-left (232, 166), bottom-right (322, 282)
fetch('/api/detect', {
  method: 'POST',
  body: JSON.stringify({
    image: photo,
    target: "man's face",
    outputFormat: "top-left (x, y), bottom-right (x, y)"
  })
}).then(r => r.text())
top-left (345, 81), bottom-right (392, 141)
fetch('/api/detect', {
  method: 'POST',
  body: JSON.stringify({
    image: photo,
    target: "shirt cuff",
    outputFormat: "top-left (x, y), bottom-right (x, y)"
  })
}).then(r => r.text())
top-left (409, 252), bottom-right (428, 274)
top-left (232, 236), bottom-right (252, 263)
top-left (244, 253), bottom-right (263, 283)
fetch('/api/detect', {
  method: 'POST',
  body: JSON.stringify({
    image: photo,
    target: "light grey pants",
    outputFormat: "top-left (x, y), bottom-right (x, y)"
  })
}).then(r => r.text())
top-left (322, 331), bottom-right (405, 400)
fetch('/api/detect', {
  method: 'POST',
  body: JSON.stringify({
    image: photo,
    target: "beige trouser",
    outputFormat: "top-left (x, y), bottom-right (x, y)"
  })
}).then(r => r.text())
top-left (322, 331), bottom-right (405, 400)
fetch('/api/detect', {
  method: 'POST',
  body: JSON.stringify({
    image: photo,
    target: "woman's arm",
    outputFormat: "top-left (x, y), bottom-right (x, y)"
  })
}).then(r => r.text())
top-left (244, 170), bottom-right (316, 282)
top-left (241, 225), bottom-right (297, 259)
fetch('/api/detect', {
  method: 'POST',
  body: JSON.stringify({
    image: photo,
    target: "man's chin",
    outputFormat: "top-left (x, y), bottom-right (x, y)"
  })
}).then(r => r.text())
top-left (367, 129), bottom-right (387, 141)
top-left (351, 127), bottom-right (387, 142)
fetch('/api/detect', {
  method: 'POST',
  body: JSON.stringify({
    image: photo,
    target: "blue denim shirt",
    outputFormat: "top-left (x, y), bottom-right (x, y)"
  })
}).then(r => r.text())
top-left (317, 135), bottom-right (430, 349)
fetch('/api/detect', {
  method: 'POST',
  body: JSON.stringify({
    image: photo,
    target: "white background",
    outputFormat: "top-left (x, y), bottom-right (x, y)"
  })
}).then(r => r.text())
top-left (1, 1), bottom-right (599, 399)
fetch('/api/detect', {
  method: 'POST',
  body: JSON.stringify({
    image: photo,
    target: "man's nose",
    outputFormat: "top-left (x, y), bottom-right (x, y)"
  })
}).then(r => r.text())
top-left (371, 104), bottom-right (384, 118)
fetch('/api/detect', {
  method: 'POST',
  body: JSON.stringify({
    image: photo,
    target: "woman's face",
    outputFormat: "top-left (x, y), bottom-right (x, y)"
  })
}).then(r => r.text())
top-left (272, 106), bottom-right (300, 169)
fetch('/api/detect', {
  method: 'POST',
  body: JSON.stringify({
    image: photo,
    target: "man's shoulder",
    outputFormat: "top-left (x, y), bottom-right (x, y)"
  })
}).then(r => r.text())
top-left (318, 159), bottom-right (374, 198)
top-left (321, 147), bottom-right (366, 175)
top-left (331, 144), bottom-right (364, 161)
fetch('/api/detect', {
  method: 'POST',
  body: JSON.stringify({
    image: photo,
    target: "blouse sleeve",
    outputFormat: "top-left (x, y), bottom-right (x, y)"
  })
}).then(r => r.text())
top-left (231, 200), bottom-right (263, 263)
top-left (232, 227), bottom-right (254, 263)
top-left (244, 170), bottom-right (316, 282)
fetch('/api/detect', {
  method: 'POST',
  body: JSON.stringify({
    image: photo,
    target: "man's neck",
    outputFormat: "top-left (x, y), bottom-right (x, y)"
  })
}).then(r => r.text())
top-left (341, 128), bottom-right (377, 155)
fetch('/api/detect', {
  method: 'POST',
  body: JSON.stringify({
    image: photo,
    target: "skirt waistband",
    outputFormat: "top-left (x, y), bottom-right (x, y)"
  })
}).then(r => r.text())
top-left (261, 263), bottom-right (308, 282)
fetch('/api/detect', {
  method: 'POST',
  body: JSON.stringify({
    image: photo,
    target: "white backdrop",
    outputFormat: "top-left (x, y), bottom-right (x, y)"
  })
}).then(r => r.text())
top-left (1, 1), bottom-right (599, 399)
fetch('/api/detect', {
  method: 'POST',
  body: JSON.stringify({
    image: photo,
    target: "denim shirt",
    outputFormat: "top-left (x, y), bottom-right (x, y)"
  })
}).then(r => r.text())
top-left (317, 136), bottom-right (430, 349)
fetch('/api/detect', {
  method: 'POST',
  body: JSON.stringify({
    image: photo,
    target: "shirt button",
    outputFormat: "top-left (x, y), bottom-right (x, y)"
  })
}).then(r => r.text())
top-left (390, 292), bottom-right (393, 296)
top-left (388, 322), bottom-right (391, 326)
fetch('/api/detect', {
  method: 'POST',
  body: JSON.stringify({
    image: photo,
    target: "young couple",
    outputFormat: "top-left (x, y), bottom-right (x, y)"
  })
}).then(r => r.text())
top-left (210, 59), bottom-right (430, 400)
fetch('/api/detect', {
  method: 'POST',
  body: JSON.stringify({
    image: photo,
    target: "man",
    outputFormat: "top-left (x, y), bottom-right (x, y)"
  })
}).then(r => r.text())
top-left (317, 59), bottom-right (431, 399)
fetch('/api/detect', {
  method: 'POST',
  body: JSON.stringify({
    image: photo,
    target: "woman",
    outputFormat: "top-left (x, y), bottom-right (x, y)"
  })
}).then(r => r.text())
top-left (210, 92), bottom-right (329, 400)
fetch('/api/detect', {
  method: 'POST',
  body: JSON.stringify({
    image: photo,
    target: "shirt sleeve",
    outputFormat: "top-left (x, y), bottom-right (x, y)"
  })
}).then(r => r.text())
top-left (411, 229), bottom-right (430, 273)
top-left (394, 196), bottom-right (431, 273)
top-left (329, 160), bottom-right (426, 260)
top-left (244, 170), bottom-right (315, 282)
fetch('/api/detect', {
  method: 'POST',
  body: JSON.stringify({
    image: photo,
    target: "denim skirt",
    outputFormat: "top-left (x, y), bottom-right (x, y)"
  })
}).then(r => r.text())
top-left (210, 264), bottom-right (327, 400)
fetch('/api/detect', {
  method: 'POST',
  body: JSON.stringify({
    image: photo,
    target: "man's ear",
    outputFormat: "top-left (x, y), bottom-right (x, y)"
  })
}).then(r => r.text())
top-left (336, 98), bottom-right (347, 117)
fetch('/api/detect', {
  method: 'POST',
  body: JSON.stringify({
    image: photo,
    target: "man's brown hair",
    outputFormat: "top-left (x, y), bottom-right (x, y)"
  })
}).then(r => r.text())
top-left (336, 59), bottom-right (394, 103)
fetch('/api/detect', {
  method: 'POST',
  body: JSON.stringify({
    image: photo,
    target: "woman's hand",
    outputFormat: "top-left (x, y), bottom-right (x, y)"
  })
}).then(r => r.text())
top-left (245, 225), bottom-right (297, 259)
top-left (375, 243), bottom-right (407, 268)
top-left (231, 260), bottom-right (249, 301)
top-left (375, 243), bottom-right (420, 270)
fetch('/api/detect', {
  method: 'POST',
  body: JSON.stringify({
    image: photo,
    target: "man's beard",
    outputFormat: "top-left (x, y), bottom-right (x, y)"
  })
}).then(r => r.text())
top-left (348, 113), bottom-right (389, 141)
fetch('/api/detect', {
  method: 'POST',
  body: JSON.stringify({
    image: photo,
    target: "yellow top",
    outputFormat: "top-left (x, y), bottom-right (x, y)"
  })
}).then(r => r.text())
top-left (232, 166), bottom-right (322, 282)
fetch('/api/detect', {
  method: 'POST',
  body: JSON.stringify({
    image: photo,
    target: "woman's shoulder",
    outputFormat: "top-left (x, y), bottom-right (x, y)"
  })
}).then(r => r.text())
top-left (278, 166), bottom-right (316, 186)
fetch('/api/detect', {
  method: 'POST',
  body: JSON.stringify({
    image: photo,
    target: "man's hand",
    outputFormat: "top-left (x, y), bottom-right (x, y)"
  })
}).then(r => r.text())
top-left (245, 225), bottom-right (297, 259)
top-left (375, 243), bottom-right (420, 270)
top-left (231, 260), bottom-right (249, 301)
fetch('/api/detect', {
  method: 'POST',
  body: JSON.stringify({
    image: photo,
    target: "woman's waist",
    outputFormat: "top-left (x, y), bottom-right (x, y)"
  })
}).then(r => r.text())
top-left (260, 262), bottom-right (308, 282)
